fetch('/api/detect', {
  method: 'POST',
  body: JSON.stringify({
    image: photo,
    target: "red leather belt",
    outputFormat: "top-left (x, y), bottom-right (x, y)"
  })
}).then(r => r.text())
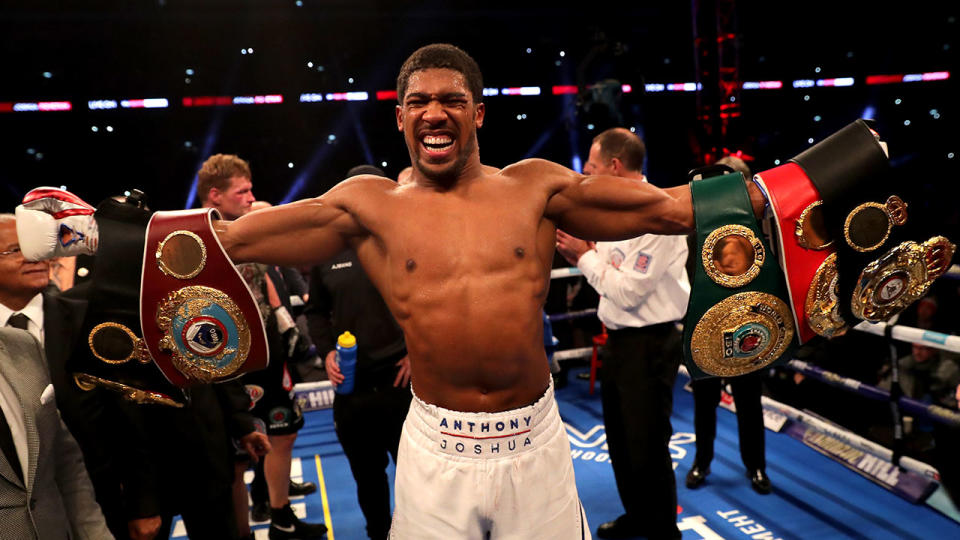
top-left (140, 209), bottom-right (269, 386)
top-left (754, 163), bottom-right (842, 343)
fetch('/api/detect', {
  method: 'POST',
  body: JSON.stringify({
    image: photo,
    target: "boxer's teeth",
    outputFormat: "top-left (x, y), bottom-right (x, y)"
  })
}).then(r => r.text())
top-left (423, 135), bottom-right (454, 150)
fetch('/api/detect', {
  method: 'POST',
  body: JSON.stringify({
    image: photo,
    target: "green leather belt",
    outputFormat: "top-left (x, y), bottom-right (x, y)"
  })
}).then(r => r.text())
top-left (682, 173), bottom-right (795, 379)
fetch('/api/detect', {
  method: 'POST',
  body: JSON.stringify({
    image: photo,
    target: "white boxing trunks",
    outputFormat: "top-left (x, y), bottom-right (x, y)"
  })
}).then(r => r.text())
top-left (390, 380), bottom-right (590, 540)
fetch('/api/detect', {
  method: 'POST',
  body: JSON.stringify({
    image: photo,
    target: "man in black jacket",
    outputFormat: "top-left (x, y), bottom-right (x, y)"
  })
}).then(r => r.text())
top-left (305, 165), bottom-right (412, 540)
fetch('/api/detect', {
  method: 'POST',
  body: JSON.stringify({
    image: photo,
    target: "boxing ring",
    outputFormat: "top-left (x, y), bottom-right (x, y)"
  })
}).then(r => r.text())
top-left (169, 266), bottom-right (960, 539)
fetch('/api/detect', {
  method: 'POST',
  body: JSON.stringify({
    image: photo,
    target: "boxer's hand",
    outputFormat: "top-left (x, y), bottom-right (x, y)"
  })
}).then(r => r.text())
top-left (745, 180), bottom-right (767, 219)
top-left (128, 515), bottom-right (161, 540)
top-left (556, 230), bottom-right (594, 266)
top-left (15, 187), bottom-right (98, 261)
top-left (394, 355), bottom-right (411, 388)
top-left (239, 431), bottom-right (271, 464)
top-left (325, 350), bottom-right (344, 386)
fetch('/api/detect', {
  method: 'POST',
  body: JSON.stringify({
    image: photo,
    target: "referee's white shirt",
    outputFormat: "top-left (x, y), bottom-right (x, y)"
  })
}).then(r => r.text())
top-left (576, 234), bottom-right (691, 330)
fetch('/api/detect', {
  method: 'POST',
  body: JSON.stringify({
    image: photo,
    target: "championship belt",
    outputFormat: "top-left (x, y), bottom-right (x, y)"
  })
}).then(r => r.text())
top-left (141, 209), bottom-right (269, 387)
top-left (682, 173), bottom-right (794, 379)
top-left (71, 198), bottom-right (187, 406)
top-left (785, 119), bottom-right (954, 324)
top-left (754, 163), bottom-right (841, 343)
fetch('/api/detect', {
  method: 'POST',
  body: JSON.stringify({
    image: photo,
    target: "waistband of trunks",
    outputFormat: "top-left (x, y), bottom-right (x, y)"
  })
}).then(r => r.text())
top-left (407, 378), bottom-right (559, 459)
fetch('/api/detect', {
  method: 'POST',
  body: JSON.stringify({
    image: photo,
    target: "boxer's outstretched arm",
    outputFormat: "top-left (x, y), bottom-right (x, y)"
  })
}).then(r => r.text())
top-left (215, 182), bottom-right (369, 267)
top-left (521, 159), bottom-right (694, 241)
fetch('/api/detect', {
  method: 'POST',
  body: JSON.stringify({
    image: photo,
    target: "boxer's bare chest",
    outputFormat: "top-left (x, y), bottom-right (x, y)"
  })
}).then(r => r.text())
top-left (352, 178), bottom-right (552, 310)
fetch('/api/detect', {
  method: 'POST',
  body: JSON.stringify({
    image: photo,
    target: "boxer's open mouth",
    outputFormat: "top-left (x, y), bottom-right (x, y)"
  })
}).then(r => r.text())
top-left (421, 133), bottom-right (455, 156)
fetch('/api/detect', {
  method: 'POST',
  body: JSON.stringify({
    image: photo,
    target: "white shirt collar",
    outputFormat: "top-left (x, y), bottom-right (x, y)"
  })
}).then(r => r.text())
top-left (0, 293), bottom-right (45, 344)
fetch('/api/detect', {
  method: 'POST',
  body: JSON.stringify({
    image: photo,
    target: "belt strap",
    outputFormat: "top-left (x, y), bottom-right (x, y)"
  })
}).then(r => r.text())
top-left (682, 173), bottom-right (794, 379)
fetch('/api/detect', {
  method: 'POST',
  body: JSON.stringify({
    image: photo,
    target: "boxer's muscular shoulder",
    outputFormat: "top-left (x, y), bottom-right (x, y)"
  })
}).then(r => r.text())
top-left (320, 174), bottom-right (398, 210)
top-left (501, 158), bottom-right (579, 193)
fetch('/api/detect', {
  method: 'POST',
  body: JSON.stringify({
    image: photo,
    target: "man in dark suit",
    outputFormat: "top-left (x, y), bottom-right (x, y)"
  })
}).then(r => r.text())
top-left (0, 325), bottom-right (113, 538)
top-left (0, 212), bottom-right (135, 538)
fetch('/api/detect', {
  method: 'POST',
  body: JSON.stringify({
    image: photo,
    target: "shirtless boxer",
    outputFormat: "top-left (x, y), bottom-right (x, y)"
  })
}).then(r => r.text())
top-left (19, 44), bottom-right (762, 539)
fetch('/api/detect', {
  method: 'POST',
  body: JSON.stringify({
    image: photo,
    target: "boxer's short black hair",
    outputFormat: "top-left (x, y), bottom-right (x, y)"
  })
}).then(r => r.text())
top-left (397, 44), bottom-right (484, 104)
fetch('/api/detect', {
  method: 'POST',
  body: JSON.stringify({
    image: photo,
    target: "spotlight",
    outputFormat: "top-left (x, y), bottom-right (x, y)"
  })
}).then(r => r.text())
top-left (815, 66), bottom-right (821, 73)
top-left (948, 152), bottom-right (955, 159)
top-left (307, 62), bottom-right (314, 68)
top-left (559, 51), bottom-right (566, 57)
top-left (803, 95), bottom-right (810, 101)
top-left (807, 138), bottom-right (814, 144)
top-left (36, 153), bottom-right (44, 160)
top-left (774, 159), bottom-right (781, 165)
top-left (106, 126), bottom-right (114, 132)
top-left (904, 120), bottom-right (911, 126)
top-left (241, 49), bottom-right (247, 55)
top-left (26, 148), bottom-right (35, 155)
top-left (288, 162), bottom-right (294, 168)
top-left (247, 48), bottom-right (254, 54)
top-left (42, 71), bottom-right (52, 79)
top-left (185, 68), bottom-right (194, 75)
top-left (895, 98), bottom-right (902, 105)
top-left (526, 48), bottom-right (532, 53)
top-left (587, 124), bottom-right (595, 130)
top-left (348, 77), bottom-right (354, 84)
top-left (296, 0), bottom-right (303, 5)
top-left (814, 115), bottom-right (821, 122)
top-left (91, 126), bottom-right (99, 132)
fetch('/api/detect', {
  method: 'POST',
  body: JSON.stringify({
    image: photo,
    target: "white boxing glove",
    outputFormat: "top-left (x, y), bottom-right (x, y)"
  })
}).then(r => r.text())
top-left (15, 187), bottom-right (99, 261)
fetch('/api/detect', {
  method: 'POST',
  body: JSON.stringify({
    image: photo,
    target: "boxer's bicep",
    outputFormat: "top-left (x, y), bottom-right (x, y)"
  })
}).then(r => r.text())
top-left (217, 197), bottom-right (361, 266)
top-left (550, 175), bottom-right (693, 240)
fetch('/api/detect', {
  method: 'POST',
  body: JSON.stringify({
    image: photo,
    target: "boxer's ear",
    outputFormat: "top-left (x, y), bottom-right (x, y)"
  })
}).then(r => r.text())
top-left (396, 105), bottom-right (404, 132)
top-left (474, 102), bottom-right (485, 128)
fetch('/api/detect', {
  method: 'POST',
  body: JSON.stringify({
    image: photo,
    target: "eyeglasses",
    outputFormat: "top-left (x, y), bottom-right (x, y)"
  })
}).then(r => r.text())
top-left (0, 247), bottom-right (22, 257)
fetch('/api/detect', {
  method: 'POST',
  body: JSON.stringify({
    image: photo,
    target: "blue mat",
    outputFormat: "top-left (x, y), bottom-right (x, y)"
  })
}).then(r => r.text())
top-left (173, 368), bottom-right (960, 538)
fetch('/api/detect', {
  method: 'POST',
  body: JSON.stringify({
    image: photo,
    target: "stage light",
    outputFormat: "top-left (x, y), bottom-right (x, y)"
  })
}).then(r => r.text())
top-left (895, 98), bottom-right (902, 104)
top-left (862, 105), bottom-right (876, 119)
top-left (526, 48), bottom-right (532, 54)
top-left (793, 80), bottom-right (815, 88)
top-left (381, 161), bottom-right (388, 168)
top-left (629, 127), bottom-right (636, 133)
top-left (36, 153), bottom-right (43, 160)
top-left (559, 51), bottom-right (566, 57)
top-left (804, 95), bottom-right (810, 101)
top-left (815, 67), bottom-right (821, 73)
top-left (348, 77), bottom-right (354, 84)
top-left (808, 138), bottom-right (814, 144)
top-left (325, 92), bottom-right (368, 101)
top-left (241, 49), bottom-right (247, 55)
top-left (571, 155), bottom-right (582, 173)
top-left (88, 100), bottom-right (118, 110)
top-left (774, 159), bottom-right (781, 165)
top-left (328, 134), bottom-right (336, 141)
top-left (483, 88), bottom-right (499, 97)
top-left (645, 83), bottom-right (665, 92)
top-left (124, 191), bottom-right (131, 197)
top-left (185, 68), bottom-right (194, 75)
top-left (300, 93), bottom-right (324, 103)
top-left (42, 72), bottom-right (52, 79)
top-left (296, 0), bottom-right (303, 6)
top-left (106, 126), bottom-right (114, 132)
top-left (26, 148), bottom-right (35, 155)
top-left (307, 62), bottom-right (313, 68)
top-left (587, 124), bottom-right (595, 130)
top-left (501, 87), bottom-right (540, 96)
top-left (814, 115), bottom-right (821, 122)
top-left (288, 162), bottom-right (294, 168)
top-left (904, 120), bottom-right (911, 126)
top-left (949, 153), bottom-right (955, 159)
top-left (91, 126), bottom-right (98, 132)
top-left (247, 48), bottom-right (254, 54)
top-left (184, 141), bottom-right (193, 148)
top-left (185, 78), bottom-right (191, 84)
